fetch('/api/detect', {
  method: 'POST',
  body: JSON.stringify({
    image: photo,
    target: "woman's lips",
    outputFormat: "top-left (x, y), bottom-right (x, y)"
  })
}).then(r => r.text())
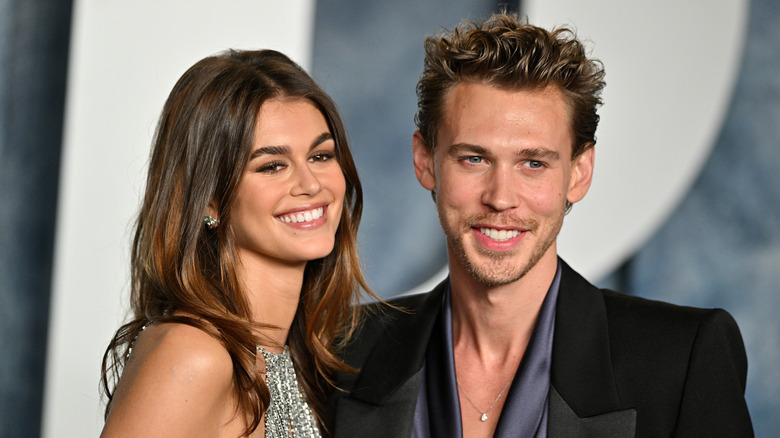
top-left (275, 206), bottom-right (324, 224)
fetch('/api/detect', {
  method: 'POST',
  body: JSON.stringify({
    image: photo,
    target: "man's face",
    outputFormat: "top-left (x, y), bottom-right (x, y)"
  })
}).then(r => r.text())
top-left (413, 83), bottom-right (594, 287)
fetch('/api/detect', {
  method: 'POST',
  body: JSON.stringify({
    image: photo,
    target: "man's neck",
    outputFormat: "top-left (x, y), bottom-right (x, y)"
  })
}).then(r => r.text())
top-left (448, 250), bottom-right (558, 437)
top-left (449, 249), bottom-right (558, 363)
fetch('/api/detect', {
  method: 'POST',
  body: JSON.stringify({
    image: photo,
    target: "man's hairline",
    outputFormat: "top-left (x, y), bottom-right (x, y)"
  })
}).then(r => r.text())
top-left (421, 80), bottom-right (585, 158)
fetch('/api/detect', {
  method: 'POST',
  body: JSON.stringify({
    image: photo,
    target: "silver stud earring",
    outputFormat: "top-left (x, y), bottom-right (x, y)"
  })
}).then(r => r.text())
top-left (204, 216), bottom-right (220, 229)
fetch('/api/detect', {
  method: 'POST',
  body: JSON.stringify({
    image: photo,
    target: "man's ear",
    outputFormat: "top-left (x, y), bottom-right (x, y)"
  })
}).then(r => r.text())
top-left (566, 145), bottom-right (595, 205)
top-left (412, 131), bottom-right (436, 191)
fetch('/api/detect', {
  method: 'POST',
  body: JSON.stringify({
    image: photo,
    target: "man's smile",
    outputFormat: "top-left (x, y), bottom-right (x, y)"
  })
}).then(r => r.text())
top-left (477, 227), bottom-right (521, 242)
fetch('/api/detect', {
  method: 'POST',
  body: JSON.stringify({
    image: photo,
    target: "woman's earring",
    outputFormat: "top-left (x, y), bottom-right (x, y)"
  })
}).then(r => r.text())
top-left (204, 216), bottom-right (220, 229)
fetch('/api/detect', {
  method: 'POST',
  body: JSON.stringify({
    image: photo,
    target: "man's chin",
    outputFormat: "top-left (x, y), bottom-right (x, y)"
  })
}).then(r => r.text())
top-left (469, 269), bottom-right (528, 288)
top-left (463, 257), bottom-right (532, 287)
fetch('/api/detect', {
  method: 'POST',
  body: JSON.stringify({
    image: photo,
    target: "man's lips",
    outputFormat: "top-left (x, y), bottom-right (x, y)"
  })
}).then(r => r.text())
top-left (471, 221), bottom-right (530, 241)
top-left (476, 226), bottom-right (522, 242)
top-left (472, 225), bottom-right (527, 251)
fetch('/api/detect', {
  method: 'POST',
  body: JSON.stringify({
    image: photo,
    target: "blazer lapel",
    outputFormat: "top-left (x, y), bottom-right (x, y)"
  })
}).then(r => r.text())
top-left (548, 387), bottom-right (636, 438)
top-left (548, 260), bottom-right (636, 438)
top-left (350, 282), bottom-right (445, 403)
top-left (333, 281), bottom-right (447, 437)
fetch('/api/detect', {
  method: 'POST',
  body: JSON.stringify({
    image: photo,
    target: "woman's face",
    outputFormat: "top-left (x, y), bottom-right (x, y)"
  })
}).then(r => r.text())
top-left (229, 98), bottom-right (346, 269)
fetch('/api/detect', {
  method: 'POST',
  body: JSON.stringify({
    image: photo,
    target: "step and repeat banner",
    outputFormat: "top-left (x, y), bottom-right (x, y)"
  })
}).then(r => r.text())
top-left (40, 0), bottom-right (778, 436)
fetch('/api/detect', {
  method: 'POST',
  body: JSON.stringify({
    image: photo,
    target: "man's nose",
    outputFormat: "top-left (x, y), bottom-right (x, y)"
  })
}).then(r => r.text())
top-left (480, 165), bottom-right (519, 211)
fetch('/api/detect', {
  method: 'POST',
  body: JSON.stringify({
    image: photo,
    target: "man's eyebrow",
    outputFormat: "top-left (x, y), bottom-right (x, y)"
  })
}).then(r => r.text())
top-left (447, 143), bottom-right (561, 161)
top-left (447, 143), bottom-right (488, 156)
top-left (517, 148), bottom-right (560, 160)
top-left (248, 132), bottom-right (333, 160)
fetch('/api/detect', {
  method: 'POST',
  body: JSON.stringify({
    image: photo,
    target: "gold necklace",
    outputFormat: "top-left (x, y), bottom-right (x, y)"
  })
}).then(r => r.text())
top-left (456, 378), bottom-right (513, 422)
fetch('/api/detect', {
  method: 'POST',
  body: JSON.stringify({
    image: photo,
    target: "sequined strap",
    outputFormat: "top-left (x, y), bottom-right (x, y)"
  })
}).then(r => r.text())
top-left (126, 320), bottom-right (154, 360)
top-left (257, 346), bottom-right (321, 438)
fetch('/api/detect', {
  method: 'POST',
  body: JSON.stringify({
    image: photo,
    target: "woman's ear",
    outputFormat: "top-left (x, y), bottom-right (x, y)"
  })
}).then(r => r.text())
top-left (205, 201), bottom-right (218, 219)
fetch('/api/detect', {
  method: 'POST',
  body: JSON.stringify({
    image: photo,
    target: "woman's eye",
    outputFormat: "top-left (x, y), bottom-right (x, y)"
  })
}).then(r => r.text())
top-left (309, 152), bottom-right (336, 162)
top-left (257, 161), bottom-right (286, 173)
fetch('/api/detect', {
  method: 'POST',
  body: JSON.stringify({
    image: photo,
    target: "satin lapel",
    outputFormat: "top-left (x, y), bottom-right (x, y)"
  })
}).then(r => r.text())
top-left (349, 281), bottom-right (446, 404)
top-left (548, 260), bottom-right (636, 437)
top-left (548, 387), bottom-right (636, 438)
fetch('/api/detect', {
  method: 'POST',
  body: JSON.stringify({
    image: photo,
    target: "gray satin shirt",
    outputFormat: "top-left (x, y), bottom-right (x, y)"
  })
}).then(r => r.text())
top-left (412, 263), bottom-right (561, 437)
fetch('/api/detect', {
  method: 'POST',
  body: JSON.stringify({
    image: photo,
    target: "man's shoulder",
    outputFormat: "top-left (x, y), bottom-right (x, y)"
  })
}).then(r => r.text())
top-left (591, 287), bottom-right (745, 377)
top-left (358, 283), bottom-right (446, 329)
top-left (559, 259), bottom-right (735, 331)
top-left (561, 280), bottom-right (751, 436)
top-left (342, 282), bottom-right (446, 365)
top-left (558, 260), bottom-right (743, 361)
top-left (599, 287), bottom-right (737, 332)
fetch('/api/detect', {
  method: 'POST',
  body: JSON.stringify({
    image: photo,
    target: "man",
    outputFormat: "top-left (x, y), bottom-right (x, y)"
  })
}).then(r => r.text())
top-left (330, 13), bottom-right (752, 437)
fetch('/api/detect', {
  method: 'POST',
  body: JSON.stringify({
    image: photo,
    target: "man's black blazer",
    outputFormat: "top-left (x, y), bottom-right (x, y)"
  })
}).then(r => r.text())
top-left (330, 260), bottom-right (753, 437)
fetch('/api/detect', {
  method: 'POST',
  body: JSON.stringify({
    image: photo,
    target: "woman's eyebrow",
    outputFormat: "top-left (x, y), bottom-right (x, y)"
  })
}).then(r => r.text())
top-left (310, 132), bottom-right (333, 150)
top-left (249, 132), bottom-right (333, 160)
top-left (249, 145), bottom-right (290, 160)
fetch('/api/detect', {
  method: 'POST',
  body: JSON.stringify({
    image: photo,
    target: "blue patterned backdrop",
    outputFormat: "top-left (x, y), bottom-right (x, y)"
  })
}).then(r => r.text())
top-left (624, 0), bottom-right (780, 427)
top-left (310, 0), bottom-right (780, 436)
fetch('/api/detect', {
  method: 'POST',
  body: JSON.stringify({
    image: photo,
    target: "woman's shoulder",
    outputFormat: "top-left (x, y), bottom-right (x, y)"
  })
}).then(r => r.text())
top-left (101, 321), bottom-right (238, 436)
top-left (134, 321), bottom-right (233, 374)
top-left (124, 320), bottom-right (236, 394)
top-left (139, 320), bottom-right (228, 354)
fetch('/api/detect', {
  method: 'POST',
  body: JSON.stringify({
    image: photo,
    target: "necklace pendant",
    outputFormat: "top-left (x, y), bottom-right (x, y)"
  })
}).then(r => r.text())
top-left (480, 413), bottom-right (488, 422)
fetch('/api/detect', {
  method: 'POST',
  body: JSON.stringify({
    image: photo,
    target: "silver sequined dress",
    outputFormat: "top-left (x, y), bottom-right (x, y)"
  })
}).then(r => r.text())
top-left (256, 346), bottom-right (321, 438)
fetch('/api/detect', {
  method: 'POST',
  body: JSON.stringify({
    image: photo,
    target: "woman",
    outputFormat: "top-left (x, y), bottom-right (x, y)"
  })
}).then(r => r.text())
top-left (100, 49), bottom-right (371, 437)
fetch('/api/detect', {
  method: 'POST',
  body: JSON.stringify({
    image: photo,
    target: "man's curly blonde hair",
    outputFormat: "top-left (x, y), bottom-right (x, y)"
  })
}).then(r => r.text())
top-left (415, 13), bottom-right (606, 158)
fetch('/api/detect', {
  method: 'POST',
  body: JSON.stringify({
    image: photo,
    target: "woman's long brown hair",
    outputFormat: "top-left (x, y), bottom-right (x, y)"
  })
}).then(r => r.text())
top-left (100, 49), bottom-right (371, 435)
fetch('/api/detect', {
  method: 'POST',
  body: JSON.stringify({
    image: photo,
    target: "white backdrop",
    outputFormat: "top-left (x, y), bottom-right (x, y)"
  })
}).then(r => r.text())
top-left (42, 1), bottom-right (315, 435)
top-left (43, 0), bottom-right (746, 436)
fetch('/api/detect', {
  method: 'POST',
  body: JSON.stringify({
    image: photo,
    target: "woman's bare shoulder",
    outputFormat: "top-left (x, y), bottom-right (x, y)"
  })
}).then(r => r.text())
top-left (101, 322), bottom-right (239, 437)
top-left (130, 322), bottom-right (234, 380)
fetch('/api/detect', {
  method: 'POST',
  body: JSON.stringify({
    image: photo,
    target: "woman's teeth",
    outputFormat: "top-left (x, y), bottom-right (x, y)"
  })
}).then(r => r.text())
top-left (276, 207), bottom-right (324, 223)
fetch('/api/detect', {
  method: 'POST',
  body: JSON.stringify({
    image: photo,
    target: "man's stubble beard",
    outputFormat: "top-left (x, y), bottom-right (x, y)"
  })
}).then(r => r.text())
top-left (440, 208), bottom-right (565, 288)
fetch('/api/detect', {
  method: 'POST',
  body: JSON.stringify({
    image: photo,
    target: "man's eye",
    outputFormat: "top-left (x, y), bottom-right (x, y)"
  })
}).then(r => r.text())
top-left (465, 156), bottom-right (483, 164)
top-left (525, 160), bottom-right (544, 169)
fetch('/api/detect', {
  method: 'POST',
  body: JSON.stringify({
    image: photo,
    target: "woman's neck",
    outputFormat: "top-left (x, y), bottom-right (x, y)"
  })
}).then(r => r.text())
top-left (236, 253), bottom-right (306, 352)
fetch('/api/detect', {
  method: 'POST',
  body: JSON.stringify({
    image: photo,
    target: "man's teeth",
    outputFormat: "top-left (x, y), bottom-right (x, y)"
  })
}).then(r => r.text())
top-left (276, 207), bottom-right (324, 223)
top-left (479, 227), bottom-right (520, 241)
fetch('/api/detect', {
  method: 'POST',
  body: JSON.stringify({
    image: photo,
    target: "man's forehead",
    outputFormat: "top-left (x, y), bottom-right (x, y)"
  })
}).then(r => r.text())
top-left (437, 82), bottom-right (574, 152)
